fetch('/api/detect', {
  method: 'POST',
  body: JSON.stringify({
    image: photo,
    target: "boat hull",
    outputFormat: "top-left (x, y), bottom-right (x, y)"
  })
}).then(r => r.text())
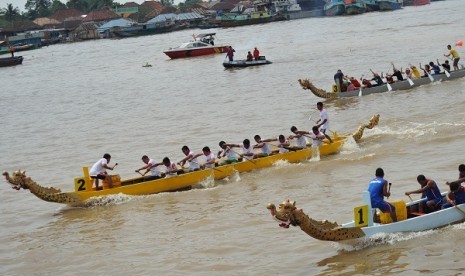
top-left (71, 169), bottom-right (214, 201)
top-left (324, 2), bottom-right (345, 16)
top-left (217, 13), bottom-right (287, 27)
top-left (0, 56), bottom-right (23, 67)
top-left (404, 0), bottom-right (430, 5)
top-left (378, 0), bottom-right (403, 10)
top-left (164, 46), bottom-right (229, 59)
top-left (223, 59), bottom-right (272, 68)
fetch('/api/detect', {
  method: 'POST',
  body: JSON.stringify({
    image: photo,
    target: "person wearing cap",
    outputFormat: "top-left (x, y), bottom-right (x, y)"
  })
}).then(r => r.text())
top-left (445, 44), bottom-right (461, 71)
top-left (89, 153), bottom-right (117, 189)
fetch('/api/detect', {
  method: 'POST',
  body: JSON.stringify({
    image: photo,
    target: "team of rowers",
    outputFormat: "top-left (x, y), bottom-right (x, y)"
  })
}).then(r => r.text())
top-left (89, 102), bottom-right (333, 188)
top-left (334, 44), bottom-right (462, 92)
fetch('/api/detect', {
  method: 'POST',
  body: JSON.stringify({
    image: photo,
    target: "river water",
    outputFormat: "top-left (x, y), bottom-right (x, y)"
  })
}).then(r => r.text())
top-left (1, 1), bottom-right (465, 275)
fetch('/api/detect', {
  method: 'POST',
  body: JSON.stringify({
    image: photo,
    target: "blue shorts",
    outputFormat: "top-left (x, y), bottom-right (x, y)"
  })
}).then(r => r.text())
top-left (375, 201), bottom-right (396, 213)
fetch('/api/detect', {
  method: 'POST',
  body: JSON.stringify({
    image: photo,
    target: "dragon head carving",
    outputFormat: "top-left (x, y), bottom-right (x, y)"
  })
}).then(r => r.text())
top-left (3, 170), bottom-right (31, 190)
top-left (267, 200), bottom-right (301, 228)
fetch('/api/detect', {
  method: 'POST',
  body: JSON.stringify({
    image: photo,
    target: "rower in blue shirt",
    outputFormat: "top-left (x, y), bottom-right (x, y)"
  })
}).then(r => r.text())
top-left (368, 168), bottom-right (397, 223)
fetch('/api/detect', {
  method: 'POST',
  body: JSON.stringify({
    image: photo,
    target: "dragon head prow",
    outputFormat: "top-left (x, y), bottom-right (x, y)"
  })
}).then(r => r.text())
top-left (267, 200), bottom-right (302, 228)
top-left (3, 170), bottom-right (31, 190)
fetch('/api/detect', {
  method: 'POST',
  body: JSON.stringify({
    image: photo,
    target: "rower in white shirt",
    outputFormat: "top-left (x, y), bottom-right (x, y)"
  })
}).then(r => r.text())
top-left (177, 145), bottom-right (201, 171)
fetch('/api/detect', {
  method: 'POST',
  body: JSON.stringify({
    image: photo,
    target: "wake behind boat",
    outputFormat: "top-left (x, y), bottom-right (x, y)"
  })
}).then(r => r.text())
top-left (299, 68), bottom-right (465, 99)
top-left (164, 33), bottom-right (230, 59)
top-left (267, 190), bottom-right (465, 242)
top-left (223, 56), bottom-right (272, 68)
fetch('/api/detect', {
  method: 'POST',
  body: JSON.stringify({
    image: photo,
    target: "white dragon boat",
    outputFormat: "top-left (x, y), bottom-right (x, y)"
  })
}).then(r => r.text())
top-left (267, 191), bottom-right (465, 242)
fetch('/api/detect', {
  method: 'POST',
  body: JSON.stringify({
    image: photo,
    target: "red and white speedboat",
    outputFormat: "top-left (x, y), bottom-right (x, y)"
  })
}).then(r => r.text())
top-left (163, 33), bottom-right (230, 59)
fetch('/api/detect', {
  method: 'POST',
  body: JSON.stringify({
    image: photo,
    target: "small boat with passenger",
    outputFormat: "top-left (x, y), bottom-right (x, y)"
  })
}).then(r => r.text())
top-left (163, 33), bottom-right (230, 59)
top-left (3, 115), bottom-right (379, 207)
top-left (299, 68), bottom-right (465, 99)
top-left (0, 56), bottom-right (23, 67)
top-left (223, 56), bottom-right (272, 68)
top-left (267, 189), bottom-right (465, 243)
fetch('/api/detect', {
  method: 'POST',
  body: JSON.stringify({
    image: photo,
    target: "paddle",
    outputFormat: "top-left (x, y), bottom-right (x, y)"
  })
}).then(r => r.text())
top-left (386, 82), bottom-right (393, 91)
top-left (407, 77), bottom-right (414, 86)
top-left (230, 148), bottom-right (257, 165)
top-left (407, 194), bottom-right (413, 202)
top-left (387, 182), bottom-right (392, 199)
top-left (450, 200), bottom-right (465, 216)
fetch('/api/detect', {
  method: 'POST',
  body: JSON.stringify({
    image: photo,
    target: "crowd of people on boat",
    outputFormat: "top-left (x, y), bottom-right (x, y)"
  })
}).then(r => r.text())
top-left (88, 102), bottom-right (332, 189)
top-left (368, 164), bottom-right (465, 223)
top-left (333, 44), bottom-right (462, 92)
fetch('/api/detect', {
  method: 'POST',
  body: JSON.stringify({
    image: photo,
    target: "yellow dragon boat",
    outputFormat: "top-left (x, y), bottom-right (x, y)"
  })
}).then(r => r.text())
top-left (3, 114), bottom-right (379, 207)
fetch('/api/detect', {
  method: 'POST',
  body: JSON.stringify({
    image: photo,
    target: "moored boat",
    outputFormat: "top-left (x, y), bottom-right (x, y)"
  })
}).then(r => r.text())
top-left (0, 56), bottom-right (23, 67)
top-left (324, 0), bottom-right (346, 16)
top-left (345, 0), bottom-right (367, 15)
top-left (298, 68), bottom-right (465, 99)
top-left (216, 10), bottom-right (287, 27)
top-left (403, 0), bottom-right (430, 6)
top-left (3, 115), bottom-right (380, 207)
top-left (163, 33), bottom-right (230, 59)
top-left (365, 0), bottom-right (380, 11)
top-left (378, 0), bottom-right (403, 11)
top-left (223, 56), bottom-right (272, 68)
top-left (267, 190), bottom-right (465, 242)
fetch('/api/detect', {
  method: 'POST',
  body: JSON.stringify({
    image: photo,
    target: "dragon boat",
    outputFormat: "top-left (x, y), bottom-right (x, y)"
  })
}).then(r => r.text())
top-left (298, 68), bottom-right (465, 99)
top-left (267, 190), bottom-right (465, 243)
top-left (3, 115), bottom-right (379, 207)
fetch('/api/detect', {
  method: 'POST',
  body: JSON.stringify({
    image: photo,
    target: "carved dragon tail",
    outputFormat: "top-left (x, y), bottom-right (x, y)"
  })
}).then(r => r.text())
top-left (352, 114), bottom-right (380, 142)
top-left (298, 79), bottom-right (338, 99)
top-left (3, 171), bottom-right (84, 206)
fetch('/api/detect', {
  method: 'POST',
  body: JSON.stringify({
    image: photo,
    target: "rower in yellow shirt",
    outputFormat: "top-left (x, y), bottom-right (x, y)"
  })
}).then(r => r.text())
top-left (445, 44), bottom-right (461, 71)
top-left (409, 64), bottom-right (421, 79)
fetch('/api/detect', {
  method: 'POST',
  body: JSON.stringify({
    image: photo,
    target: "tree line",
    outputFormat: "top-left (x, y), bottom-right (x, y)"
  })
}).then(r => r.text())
top-left (0, 0), bottom-right (202, 21)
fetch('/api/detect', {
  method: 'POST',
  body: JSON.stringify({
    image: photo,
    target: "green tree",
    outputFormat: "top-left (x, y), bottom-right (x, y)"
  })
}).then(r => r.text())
top-left (25, 0), bottom-right (52, 17)
top-left (66, 0), bottom-right (88, 12)
top-left (1, 3), bottom-right (21, 21)
top-left (50, 0), bottom-right (67, 13)
top-left (160, 0), bottom-right (173, 7)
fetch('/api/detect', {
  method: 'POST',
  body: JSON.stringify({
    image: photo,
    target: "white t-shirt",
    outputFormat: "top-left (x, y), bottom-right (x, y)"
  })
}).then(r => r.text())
top-left (308, 132), bottom-right (325, 147)
top-left (164, 162), bottom-right (177, 177)
top-left (220, 147), bottom-right (237, 161)
top-left (241, 144), bottom-right (254, 160)
top-left (279, 137), bottom-right (290, 153)
top-left (259, 142), bottom-right (271, 155)
top-left (187, 151), bottom-right (200, 170)
top-left (319, 109), bottom-right (329, 131)
top-left (296, 135), bottom-right (307, 148)
top-left (204, 152), bottom-right (216, 168)
top-left (89, 158), bottom-right (107, 176)
top-left (148, 159), bottom-right (162, 176)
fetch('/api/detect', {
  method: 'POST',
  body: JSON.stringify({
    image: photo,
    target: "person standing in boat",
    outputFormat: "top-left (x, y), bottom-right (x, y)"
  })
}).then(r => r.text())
top-left (253, 135), bottom-right (272, 158)
top-left (135, 155), bottom-right (163, 181)
top-left (445, 44), bottom-right (461, 71)
top-left (289, 126), bottom-right (309, 149)
top-left (333, 69), bottom-right (344, 92)
top-left (177, 145), bottom-right (201, 171)
top-left (253, 47), bottom-right (260, 61)
top-left (316, 102), bottom-right (333, 144)
top-left (9, 45), bottom-right (14, 57)
top-left (226, 46), bottom-right (235, 62)
top-left (405, 175), bottom-right (442, 213)
top-left (89, 153), bottom-right (117, 190)
top-left (217, 141), bottom-right (239, 165)
top-left (368, 168), bottom-right (397, 223)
